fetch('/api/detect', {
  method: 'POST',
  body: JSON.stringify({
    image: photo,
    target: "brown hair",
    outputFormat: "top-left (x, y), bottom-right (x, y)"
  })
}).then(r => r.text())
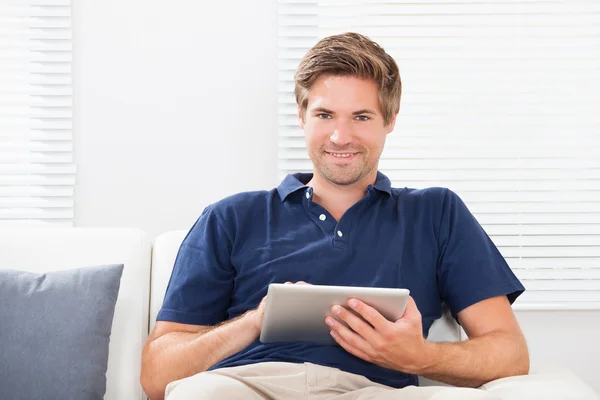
top-left (294, 32), bottom-right (401, 126)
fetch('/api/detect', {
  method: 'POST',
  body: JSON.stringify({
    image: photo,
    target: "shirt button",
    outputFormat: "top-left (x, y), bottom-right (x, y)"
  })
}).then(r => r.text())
top-left (319, 214), bottom-right (326, 221)
top-left (337, 230), bottom-right (343, 237)
top-left (305, 191), bottom-right (310, 199)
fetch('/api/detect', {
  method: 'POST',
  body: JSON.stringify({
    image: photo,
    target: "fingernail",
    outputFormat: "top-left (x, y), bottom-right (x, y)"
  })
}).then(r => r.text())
top-left (330, 330), bottom-right (338, 338)
top-left (332, 305), bottom-right (341, 315)
top-left (348, 299), bottom-right (358, 308)
top-left (325, 317), bottom-right (335, 326)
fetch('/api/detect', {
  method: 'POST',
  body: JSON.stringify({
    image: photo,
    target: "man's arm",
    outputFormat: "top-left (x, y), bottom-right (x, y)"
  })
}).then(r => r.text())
top-left (141, 299), bottom-right (266, 400)
top-left (416, 296), bottom-right (529, 387)
top-left (326, 295), bottom-right (529, 388)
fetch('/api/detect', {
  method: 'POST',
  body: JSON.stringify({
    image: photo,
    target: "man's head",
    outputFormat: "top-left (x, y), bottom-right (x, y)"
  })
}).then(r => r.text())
top-left (294, 32), bottom-right (401, 186)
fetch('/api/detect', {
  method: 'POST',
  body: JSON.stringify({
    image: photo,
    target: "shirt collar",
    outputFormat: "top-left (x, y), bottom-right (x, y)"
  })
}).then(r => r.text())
top-left (277, 171), bottom-right (392, 202)
top-left (277, 173), bottom-right (311, 202)
top-left (372, 171), bottom-right (392, 196)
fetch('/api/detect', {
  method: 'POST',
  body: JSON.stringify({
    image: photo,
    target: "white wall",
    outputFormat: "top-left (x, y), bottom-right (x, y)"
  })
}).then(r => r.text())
top-left (73, 0), bottom-right (279, 238)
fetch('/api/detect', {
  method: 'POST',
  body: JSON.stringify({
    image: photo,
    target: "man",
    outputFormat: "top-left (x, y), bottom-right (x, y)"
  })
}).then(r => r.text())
top-left (141, 32), bottom-right (529, 400)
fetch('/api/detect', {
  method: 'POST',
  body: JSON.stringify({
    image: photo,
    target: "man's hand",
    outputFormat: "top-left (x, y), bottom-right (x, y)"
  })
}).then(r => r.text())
top-left (245, 296), bottom-right (268, 336)
top-left (247, 281), bottom-right (310, 335)
top-left (325, 295), bottom-right (432, 374)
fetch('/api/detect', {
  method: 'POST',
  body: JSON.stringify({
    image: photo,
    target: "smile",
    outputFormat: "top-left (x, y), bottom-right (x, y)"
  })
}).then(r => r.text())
top-left (326, 152), bottom-right (357, 158)
top-left (330, 153), bottom-right (353, 158)
top-left (325, 152), bottom-right (359, 163)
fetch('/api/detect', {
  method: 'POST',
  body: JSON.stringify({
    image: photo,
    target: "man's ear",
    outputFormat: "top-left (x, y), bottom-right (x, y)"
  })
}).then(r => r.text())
top-left (298, 107), bottom-right (305, 129)
top-left (386, 114), bottom-right (398, 134)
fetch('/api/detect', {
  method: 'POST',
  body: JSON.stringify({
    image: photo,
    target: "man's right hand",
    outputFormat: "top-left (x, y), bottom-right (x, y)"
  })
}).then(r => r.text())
top-left (247, 281), bottom-right (311, 336)
top-left (246, 296), bottom-right (268, 337)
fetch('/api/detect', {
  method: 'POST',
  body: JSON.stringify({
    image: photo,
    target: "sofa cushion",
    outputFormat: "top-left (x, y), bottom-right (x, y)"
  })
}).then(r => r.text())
top-left (0, 264), bottom-right (123, 400)
top-left (480, 366), bottom-right (600, 400)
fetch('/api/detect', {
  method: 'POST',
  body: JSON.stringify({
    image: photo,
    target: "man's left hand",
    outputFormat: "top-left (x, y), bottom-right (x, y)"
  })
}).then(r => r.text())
top-left (325, 295), bottom-right (433, 374)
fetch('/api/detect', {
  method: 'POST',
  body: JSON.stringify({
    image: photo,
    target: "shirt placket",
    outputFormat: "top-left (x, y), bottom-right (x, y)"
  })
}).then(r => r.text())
top-left (302, 187), bottom-right (376, 250)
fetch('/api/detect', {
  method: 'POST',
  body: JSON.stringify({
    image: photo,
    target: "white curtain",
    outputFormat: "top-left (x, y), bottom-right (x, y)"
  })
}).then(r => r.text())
top-left (0, 0), bottom-right (74, 227)
top-left (277, 0), bottom-right (600, 309)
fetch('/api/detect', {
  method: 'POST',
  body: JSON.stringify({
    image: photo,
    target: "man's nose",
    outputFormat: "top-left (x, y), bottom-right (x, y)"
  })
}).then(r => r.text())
top-left (329, 121), bottom-right (353, 146)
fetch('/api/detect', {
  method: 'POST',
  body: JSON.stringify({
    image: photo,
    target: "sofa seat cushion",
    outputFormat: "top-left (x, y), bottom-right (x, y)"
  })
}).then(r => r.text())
top-left (480, 366), bottom-right (600, 400)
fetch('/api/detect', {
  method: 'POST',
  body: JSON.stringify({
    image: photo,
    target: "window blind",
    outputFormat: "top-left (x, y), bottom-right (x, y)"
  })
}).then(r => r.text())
top-left (0, 0), bottom-right (74, 227)
top-left (277, 0), bottom-right (600, 309)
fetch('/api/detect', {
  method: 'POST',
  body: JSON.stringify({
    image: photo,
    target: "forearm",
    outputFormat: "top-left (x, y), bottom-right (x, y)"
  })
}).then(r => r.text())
top-left (415, 330), bottom-right (530, 388)
top-left (141, 312), bottom-right (259, 400)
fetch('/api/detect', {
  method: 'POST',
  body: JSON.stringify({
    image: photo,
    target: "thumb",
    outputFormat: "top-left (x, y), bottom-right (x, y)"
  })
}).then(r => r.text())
top-left (401, 295), bottom-right (421, 322)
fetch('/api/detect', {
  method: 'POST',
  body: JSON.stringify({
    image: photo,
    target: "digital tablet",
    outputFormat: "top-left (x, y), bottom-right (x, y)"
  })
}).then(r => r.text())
top-left (259, 283), bottom-right (410, 345)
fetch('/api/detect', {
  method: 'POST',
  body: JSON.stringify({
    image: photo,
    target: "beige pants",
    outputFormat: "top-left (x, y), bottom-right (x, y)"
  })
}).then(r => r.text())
top-left (165, 362), bottom-right (501, 400)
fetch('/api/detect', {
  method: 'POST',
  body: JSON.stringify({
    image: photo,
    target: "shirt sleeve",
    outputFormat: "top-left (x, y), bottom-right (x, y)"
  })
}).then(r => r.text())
top-left (437, 189), bottom-right (525, 320)
top-left (156, 205), bottom-right (235, 326)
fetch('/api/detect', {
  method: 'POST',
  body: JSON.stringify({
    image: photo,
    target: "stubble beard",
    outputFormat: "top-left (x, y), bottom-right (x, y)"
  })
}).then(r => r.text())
top-left (313, 151), bottom-right (377, 186)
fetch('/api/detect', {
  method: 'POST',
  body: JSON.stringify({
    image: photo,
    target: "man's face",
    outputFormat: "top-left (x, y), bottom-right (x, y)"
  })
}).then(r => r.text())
top-left (299, 75), bottom-right (396, 186)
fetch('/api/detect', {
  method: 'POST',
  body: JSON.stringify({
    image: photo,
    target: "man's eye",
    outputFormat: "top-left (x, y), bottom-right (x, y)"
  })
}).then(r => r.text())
top-left (356, 115), bottom-right (369, 121)
top-left (317, 114), bottom-right (332, 119)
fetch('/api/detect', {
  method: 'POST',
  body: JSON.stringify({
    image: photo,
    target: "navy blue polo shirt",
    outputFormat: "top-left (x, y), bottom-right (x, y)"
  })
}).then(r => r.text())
top-left (157, 171), bottom-right (525, 389)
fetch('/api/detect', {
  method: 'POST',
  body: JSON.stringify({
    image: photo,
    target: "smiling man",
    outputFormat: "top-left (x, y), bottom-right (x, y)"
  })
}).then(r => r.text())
top-left (141, 33), bottom-right (529, 400)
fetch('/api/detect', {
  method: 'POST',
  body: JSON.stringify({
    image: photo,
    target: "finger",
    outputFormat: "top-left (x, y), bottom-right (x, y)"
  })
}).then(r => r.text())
top-left (296, 281), bottom-right (311, 285)
top-left (326, 314), bottom-right (379, 354)
top-left (330, 304), bottom-right (380, 344)
top-left (330, 330), bottom-right (373, 362)
top-left (347, 298), bottom-right (392, 332)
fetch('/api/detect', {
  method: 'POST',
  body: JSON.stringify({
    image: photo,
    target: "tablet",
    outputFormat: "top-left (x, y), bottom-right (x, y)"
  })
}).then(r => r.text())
top-left (259, 283), bottom-right (410, 345)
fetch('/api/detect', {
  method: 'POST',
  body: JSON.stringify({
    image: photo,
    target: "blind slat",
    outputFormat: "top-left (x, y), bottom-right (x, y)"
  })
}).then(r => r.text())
top-left (0, 164), bottom-right (75, 174)
top-left (477, 214), bottom-right (600, 225)
top-left (0, 154), bottom-right (73, 163)
top-left (487, 224), bottom-right (600, 235)
top-left (0, 6), bottom-right (70, 18)
top-left (0, 209), bottom-right (73, 219)
top-left (523, 280), bottom-right (600, 291)
top-left (492, 235), bottom-right (600, 247)
top-left (0, 120), bottom-right (72, 129)
top-left (0, 186), bottom-right (73, 197)
top-left (517, 269), bottom-right (600, 280)
top-left (506, 257), bottom-right (599, 269)
top-left (0, 142), bottom-right (73, 152)
top-left (0, 198), bottom-right (73, 208)
top-left (0, 219), bottom-right (72, 228)
top-left (0, 175), bottom-right (75, 185)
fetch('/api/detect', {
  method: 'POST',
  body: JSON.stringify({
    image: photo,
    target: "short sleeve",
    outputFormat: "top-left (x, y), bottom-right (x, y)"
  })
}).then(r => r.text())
top-left (437, 189), bottom-right (525, 319)
top-left (156, 206), bottom-right (235, 326)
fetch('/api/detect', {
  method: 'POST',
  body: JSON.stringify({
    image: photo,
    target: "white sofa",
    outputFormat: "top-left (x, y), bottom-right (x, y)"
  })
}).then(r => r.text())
top-left (2, 228), bottom-right (598, 399)
top-left (0, 228), bottom-right (151, 400)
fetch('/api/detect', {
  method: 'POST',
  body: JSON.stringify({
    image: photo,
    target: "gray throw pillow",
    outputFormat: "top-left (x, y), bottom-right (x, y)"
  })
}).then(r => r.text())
top-left (0, 264), bottom-right (124, 400)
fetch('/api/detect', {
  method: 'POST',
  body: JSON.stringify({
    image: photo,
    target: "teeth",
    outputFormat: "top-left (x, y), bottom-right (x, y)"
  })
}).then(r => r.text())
top-left (330, 153), bottom-right (352, 158)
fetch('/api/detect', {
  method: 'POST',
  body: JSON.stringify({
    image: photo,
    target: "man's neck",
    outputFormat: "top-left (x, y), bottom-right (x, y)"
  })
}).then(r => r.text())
top-left (307, 170), bottom-right (377, 221)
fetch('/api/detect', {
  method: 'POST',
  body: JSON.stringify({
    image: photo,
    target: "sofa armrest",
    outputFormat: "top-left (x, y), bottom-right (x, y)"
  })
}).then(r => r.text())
top-left (480, 367), bottom-right (599, 400)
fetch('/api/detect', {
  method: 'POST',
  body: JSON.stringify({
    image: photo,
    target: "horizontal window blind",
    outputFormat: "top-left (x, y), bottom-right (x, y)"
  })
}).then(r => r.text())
top-left (278, 0), bottom-right (600, 309)
top-left (0, 0), bottom-right (74, 227)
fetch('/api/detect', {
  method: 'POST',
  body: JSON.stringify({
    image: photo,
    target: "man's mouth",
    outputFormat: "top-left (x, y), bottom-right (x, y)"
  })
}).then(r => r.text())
top-left (325, 151), bottom-right (359, 161)
top-left (328, 152), bottom-right (354, 158)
